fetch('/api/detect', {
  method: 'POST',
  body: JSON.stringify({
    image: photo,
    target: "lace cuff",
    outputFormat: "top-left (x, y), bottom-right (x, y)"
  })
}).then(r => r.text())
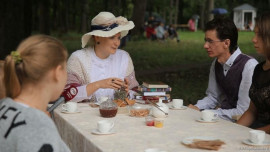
top-left (126, 71), bottom-right (139, 89)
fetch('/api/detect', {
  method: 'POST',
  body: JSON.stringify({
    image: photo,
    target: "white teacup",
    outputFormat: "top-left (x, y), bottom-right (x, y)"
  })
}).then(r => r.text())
top-left (249, 130), bottom-right (265, 144)
top-left (201, 110), bottom-right (217, 121)
top-left (172, 99), bottom-right (183, 108)
top-left (62, 102), bottom-right (77, 112)
top-left (97, 120), bottom-right (114, 133)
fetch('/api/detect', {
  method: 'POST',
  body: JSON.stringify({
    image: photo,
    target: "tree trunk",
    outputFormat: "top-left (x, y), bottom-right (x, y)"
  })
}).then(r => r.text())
top-left (71, 0), bottom-right (77, 30)
top-left (39, 0), bottom-right (50, 35)
top-left (24, 0), bottom-right (32, 37)
top-left (169, 0), bottom-right (174, 24)
top-left (200, 0), bottom-right (206, 30)
top-left (178, 0), bottom-right (184, 24)
top-left (104, 0), bottom-right (109, 11)
top-left (174, 0), bottom-right (179, 24)
top-left (131, 0), bottom-right (147, 36)
top-left (52, 0), bottom-right (58, 30)
top-left (81, 0), bottom-right (89, 33)
top-left (207, 0), bottom-right (214, 21)
top-left (0, 0), bottom-right (31, 60)
top-left (121, 0), bottom-right (127, 16)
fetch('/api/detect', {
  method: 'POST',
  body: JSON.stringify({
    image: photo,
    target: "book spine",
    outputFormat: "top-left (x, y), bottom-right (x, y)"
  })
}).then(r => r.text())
top-left (142, 96), bottom-right (169, 100)
top-left (143, 92), bottom-right (166, 96)
top-left (138, 86), bottom-right (172, 92)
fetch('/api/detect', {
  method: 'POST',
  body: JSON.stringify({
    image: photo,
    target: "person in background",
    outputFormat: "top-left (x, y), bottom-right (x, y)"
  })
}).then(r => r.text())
top-left (237, 12), bottom-right (270, 133)
top-left (188, 17), bottom-right (258, 122)
top-left (168, 24), bottom-right (180, 42)
top-left (188, 18), bottom-right (195, 32)
top-left (155, 22), bottom-right (167, 41)
top-left (146, 23), bottom-right (157, 40)
top-left (0, 35), bottom-right (71, 152)
top-left (66, 12), bottom-right (139, 103)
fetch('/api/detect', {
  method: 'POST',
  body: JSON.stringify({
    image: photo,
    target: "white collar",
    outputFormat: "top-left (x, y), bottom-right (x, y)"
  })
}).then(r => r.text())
top-left (225, 48), bottom-right (241, 67)
top-left (91, 47), bottom-right (113, 61)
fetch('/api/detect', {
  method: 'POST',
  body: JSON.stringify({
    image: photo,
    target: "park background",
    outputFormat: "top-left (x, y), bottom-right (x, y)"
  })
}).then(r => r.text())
top-left (1, 0), bottom-right (270, 105)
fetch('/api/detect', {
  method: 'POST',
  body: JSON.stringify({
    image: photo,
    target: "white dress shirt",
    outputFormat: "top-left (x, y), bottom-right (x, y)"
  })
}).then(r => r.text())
top-left (195, 48), bottom-right (258, 121)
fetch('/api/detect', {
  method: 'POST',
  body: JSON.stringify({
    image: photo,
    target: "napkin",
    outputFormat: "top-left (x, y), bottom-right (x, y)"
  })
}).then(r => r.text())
top-left (185, 139), bottom-right (225, 151)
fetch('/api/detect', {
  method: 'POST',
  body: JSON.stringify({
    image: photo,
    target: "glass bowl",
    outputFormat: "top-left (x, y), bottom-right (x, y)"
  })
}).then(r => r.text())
top-left (129, 104), bottom-right (150, 117)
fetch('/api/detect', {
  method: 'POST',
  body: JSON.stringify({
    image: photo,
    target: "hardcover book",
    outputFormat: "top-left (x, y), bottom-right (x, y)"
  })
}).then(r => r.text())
top-left (142, 81), bottom-right (169, 88)
top-left (134, 94), bottom-right (170, 101)
top-left (143, 91), bottom-right (166, 96)
top-left (137, 85), bottom-right (172, 92)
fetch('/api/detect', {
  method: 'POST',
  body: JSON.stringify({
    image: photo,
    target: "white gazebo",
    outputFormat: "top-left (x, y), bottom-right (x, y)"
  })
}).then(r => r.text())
top-left (233, 3), bottom-right (257, 30)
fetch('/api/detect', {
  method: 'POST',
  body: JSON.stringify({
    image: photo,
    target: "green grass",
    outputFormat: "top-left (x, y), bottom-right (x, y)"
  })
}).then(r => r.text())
top-left (58, 30), bottom-right (257, 105)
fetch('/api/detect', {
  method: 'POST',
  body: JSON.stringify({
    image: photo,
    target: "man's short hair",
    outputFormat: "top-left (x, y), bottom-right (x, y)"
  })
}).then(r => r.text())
top-left (204, 17), bottom-right (238, 54)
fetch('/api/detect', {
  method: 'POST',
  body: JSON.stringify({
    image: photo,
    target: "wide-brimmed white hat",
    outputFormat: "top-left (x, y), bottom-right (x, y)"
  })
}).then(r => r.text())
top-left (81, 12), bottom-right (135, 48)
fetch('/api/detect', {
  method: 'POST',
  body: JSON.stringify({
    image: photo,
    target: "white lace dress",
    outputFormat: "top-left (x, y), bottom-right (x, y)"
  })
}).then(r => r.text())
top-left (66, 47), bottom-right (138, 102)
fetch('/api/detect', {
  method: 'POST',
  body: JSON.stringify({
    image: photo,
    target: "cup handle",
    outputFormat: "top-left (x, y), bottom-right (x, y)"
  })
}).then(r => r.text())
top-left (62, 104), bottom-right (68, 111)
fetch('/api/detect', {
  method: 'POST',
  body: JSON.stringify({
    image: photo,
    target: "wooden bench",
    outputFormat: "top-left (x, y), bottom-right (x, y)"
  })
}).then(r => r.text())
top-left (176, 24), bottom-right (189, 31)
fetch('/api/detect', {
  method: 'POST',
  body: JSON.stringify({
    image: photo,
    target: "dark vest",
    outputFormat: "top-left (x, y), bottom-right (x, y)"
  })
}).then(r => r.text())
top-left (215, 54), bottom-right (251, 109)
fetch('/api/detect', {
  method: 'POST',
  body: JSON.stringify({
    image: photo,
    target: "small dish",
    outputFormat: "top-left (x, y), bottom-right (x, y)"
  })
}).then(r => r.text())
top-left (196, 118), bottom-right (219, 123)
top-left (91, 129), bottom-right (116, 135)
top-left (182, 136), bottom-right (220, 145)
top-left (169, 105), bottom-right (187, 110)
top-left (61, 109), bottom-right (81, 114)
top-left (242, 139), bottom-right (270, 146)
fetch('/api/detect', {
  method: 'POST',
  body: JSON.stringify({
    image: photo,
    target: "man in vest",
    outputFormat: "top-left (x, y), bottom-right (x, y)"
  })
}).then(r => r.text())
top-left (188, 17), bottom-right (258, 122)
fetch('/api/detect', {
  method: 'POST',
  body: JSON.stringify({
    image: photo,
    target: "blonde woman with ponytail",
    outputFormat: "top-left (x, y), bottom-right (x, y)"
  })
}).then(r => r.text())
top-left (0, 35), bottom-right (71, 152)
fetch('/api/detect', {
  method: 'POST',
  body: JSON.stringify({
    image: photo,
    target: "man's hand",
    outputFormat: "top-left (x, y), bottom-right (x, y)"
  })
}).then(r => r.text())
top-left (188, 104), bottom-right (200, 111)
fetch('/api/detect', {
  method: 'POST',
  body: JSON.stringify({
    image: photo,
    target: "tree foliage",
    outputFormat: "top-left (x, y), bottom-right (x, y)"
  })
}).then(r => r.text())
top-left (0, 0), bottom-right (269, 59)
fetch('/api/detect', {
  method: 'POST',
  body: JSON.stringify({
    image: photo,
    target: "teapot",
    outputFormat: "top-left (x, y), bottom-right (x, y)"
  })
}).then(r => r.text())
top-left (152, 99), bottom-right (169, 118)
top-left (99, 97), bottom-right (118, 118)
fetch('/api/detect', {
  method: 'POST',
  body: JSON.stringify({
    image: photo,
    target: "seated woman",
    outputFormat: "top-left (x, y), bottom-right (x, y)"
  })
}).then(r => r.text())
top-left (0, 35), bottom-right (71, 151)
top-left (66, 12), bottom-right (139, 103)
top-left (237, 12), bottom-right (270, 133)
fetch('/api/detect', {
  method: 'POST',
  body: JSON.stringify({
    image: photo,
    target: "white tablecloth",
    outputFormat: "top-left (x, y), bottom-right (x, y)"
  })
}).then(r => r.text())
top-left (53, 103), bottom-right (270, 152)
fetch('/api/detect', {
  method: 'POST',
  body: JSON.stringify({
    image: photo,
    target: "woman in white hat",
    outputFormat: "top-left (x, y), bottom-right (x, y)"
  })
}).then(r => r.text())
top-left (66, 12), bottom-right (139, 103)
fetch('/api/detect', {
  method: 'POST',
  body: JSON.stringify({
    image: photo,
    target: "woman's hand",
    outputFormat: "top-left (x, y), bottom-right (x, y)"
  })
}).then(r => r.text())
top-left (97, 78), bottom-right (124, 90)
top-left (123, 78), bottom-right (130, 93)
top-left (86, 78), bottom-right (127, 96)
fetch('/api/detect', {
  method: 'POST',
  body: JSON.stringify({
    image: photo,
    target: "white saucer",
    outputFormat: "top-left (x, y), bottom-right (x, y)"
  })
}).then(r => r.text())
top-left (196, 118), bottom-right (219, 123)
top-left (169, 105), bottom-right (187, 110)
top-left (242, 139), bottom-right (270, 146)
top-left (61, 109), bottom-right (81, 114)
top-left (91, 129), bottom-right (116, 135)
top-left (182, 136), bottom-right (220, 145)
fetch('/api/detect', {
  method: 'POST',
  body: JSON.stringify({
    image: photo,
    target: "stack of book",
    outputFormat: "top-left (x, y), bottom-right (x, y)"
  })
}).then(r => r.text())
top-left (133, 81), bottom-right (171, 103)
